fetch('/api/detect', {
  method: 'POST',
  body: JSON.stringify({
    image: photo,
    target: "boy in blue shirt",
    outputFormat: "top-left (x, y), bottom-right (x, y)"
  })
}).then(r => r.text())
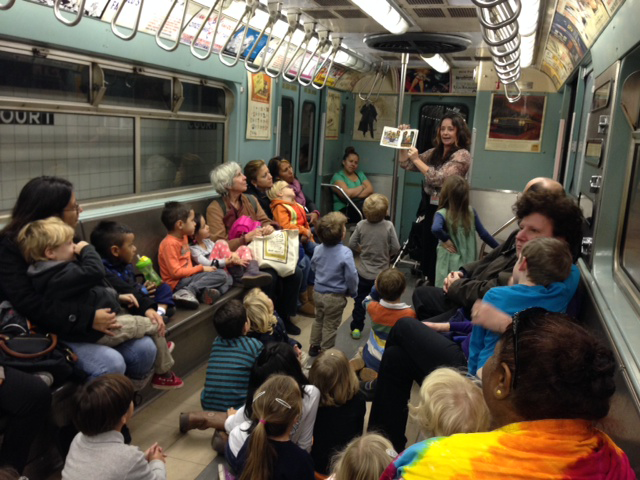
top-left (468, 237), bottom-right (580, 377)
top-left (309, 212), bottom-right (358, 356)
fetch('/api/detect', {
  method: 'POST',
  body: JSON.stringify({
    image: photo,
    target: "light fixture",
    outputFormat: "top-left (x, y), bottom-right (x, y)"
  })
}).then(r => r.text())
top-left (350, 0), bottom-right (409, 34)
top-left (519, 33), bottom-right (535, 68)
top-left (420, 53), bottom-right (450, 73)
top-left (517, 0), bottom-right (540, 68)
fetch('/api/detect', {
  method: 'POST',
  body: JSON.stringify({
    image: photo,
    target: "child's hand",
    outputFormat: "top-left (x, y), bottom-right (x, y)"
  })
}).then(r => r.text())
top-left (308, 212), bottom-right (319, 226)
top-left (471, 300), bottom-right (512, 333)
top-left (145, 443), bottom-right (167, 463)
top-left (442, 240), bottom-right (457, 254)
top-left (227, 253), bottom-right (249, 267)
top-left (443, 271), bottom-right (463, 293)
top-left (227, 407), bottom-right (237, 417)
top-left (300, 235), bottom-right (309, 244)
top-left (203, 265), bottom-right (217, 272)
top-left (293, 344), bottom-right (302, 359)
top-left (422, 321), bottom-right (450, 332)
top-left (144, 280), bottom-right (157, 295)
top-left (145, 309), bottom-right (166, 336)
top-left (74, 241), bottom-right (89, 254)
top-left (118, 293), bottom-right (139, 308)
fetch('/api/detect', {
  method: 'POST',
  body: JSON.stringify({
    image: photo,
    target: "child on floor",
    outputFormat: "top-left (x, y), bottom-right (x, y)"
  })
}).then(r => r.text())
top-left (308, 349), bottom-right (366, 476)
top-left (90, 221), bottom-right (174, 324)
top-left (348, 194), bottom-right (400, 339)
top-left (158, 201), bottom-right (233, 309)
top-left (309, 212), bottom-right (358, 357)
top-left (235, 375), bottom-right (314, 480)
top-left (361, 268), bottom-right (417, 375)
top-left (189, 213), bottom-right (271, 288)
top-left (267, 180), bottom-right (316, 317)
top-left (431, 176), bottom-right (498, 288)
top-left (19, 217), bottom-right (182, 389)
top-left (201, 299), bottom-right (263, 412)
top-left (329, 433), bottom-right (397, 480)
top-left (62, 374), bottom-right (167, 480)
top-left (467, 237), bottom-right (579, 378)
top-left (243, 288), bottom-right (302, 355)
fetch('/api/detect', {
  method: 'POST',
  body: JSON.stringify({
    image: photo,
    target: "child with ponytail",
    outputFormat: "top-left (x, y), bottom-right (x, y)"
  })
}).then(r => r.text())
top-left (236, 374), bottom-right (314, 480)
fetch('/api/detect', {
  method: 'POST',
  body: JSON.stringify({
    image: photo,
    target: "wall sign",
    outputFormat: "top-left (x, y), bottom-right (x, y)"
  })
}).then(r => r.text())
top-left (0, 110), bottom-right (54, 125)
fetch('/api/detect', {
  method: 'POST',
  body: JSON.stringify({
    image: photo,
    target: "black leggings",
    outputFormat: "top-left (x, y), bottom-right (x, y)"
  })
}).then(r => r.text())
top-left (0, 366), bottom-right (52, 473)
top-left (261, 265), bottom-right (303, 319)
top-left (367, 317), bottom-right (467, 452)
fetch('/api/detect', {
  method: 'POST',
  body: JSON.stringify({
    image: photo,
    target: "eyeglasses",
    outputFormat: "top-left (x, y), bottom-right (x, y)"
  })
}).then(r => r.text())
top-left (511, 307), bottom-right (549, 390)
top-left (64, 203), bottom-right (81, 213)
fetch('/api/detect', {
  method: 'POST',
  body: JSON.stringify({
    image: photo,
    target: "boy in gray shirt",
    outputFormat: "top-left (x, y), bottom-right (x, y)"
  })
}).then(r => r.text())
top-left (348, 194), bottom-right (400, 338)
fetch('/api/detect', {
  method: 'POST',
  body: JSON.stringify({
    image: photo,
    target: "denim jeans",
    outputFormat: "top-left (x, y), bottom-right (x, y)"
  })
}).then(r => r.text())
top-left (66, 336), bottom-right (157, 379)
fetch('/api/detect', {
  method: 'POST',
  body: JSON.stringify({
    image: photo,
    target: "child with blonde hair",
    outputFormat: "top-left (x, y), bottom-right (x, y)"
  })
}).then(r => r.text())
top-left (308, 349), bottom-right (366, 476)
top-left (408, 367), bottom-right (490, 438)
top-left (236, 374), bottom-right (314, 480)
top-left (329, 433), bottom-right (397, 480)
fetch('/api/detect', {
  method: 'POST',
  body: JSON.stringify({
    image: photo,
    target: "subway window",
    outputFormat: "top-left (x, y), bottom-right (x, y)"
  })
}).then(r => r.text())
top-left (101, 69), bottom-right (172, 110)
top-left (181, 82), bottom-right (226, 116)
top-left (280, 97), bottom-right (294, 162)
top-left (619, 144), bottom-right (640, 290)
top-left (299, 101), bottom-right (315, 173)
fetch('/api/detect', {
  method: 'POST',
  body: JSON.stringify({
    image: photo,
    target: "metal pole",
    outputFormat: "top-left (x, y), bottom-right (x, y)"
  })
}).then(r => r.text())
top-left (390, 52), bottom-right (409, 223)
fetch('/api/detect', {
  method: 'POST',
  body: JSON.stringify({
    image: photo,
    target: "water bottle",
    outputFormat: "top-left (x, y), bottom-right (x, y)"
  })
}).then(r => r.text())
top-left (135, 255), bottom-right (163, 287)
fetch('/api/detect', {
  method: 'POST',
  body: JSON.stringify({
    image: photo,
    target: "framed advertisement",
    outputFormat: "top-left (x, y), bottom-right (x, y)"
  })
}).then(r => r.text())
top-left (246, 72), bottom-right (272, 140)
top-left (486, 94), bottom-right (547, 153)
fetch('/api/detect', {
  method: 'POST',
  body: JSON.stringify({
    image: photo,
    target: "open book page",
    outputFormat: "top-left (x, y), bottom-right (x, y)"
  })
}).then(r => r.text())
top-left (380, 127), bottom-right (419, 149)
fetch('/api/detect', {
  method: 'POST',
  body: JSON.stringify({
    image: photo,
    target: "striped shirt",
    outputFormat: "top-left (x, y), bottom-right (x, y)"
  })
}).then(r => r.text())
top-left (201, 336), bottom-right (263, 411)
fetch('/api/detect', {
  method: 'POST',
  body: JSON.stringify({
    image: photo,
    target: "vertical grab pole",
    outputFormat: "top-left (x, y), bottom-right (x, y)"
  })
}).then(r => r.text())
top-left (390, 54), bottom-right (409, 223)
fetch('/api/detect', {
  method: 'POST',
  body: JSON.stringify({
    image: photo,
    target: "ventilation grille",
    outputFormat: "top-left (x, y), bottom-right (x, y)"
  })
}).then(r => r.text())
top-left (335, 9), bottom-right (368, 18)
top-left (303, 9), bottom-right (337, 18)
top-left (365, 33), bottom-right (471, 54)
top-left (313, 0), bottom-right (352, 6)
top-left (413, 7), bottom-right (446, 17)
top-left (406, 0), bottom-right (444, 4)
top-left (448, 7), bottom-right (477, 17)
top-left (474, 55), bottom-right (492, 60)
top-left (452, 56), bottom-right (473, 61)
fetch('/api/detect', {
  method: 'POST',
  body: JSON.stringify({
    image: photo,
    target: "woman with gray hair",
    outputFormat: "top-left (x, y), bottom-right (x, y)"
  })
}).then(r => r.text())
top-left (207, 162), bottom-right (304, 334)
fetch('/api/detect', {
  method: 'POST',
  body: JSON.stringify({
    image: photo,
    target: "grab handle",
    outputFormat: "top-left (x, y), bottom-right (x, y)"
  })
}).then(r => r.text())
top-left (218, 0), bottom-right (260, 67)
top-left (245, 2), bottom-right (281, 72)
top-left (298, 30), bottom-right (330, 87)
top-left (111, 0), bottom-right (144, 41)
top-left (155, 0), bottom-right (189, 52)
top-left (54, 0), bottom-right (86, 26)
top-left (282, 21), bottom-right (316, 83)
top-left (190, 0), bottom-right (224, 60)
top-left (0, 0), bottom-right (16, 11)
top-left (311, 37), bottom-right (342, 90)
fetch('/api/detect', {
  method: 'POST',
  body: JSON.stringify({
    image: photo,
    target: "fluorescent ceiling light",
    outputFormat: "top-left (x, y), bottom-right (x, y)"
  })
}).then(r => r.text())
top-left (519, 34), bottom-right (535, 68)
top-left (420, 54), bottom-right (450, 73)
top-left (350, 0), bottom-right (409, 34)
top-left (517, 0), bottom-right (540, 36)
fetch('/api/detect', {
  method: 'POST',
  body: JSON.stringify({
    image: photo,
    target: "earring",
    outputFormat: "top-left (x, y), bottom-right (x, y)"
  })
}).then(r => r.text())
top-left (496, 389), bottom-right (502, 396)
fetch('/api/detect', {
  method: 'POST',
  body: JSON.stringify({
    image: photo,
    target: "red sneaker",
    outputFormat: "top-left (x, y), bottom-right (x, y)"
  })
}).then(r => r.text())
top-left (152, 372), bottom-right (184, 390)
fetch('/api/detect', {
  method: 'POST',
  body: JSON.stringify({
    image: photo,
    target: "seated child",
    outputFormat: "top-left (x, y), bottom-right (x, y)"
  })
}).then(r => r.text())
top-left (309, 212), bottom-right (358, 357)
top-left (467, 237), bottom-right (579, 377)
top-left (308, 349), bottom-right (366, 476)
top-left (348, 193), bottom-right (400, 339)
top-left (361, 268), bottom-right (417, 374)
top-left (234, 375), bottom-right (314, 480)
top-left (381, 368), bottom-right (489, 480)
top-left (329, 433), bottom-right (397, 480)
top-left (243, 288), bottom-right (302, 355)
top-left (408, 367), bottom-right (490, 438)
top-left (62, 374), bottom-right (167, 480)
top-left (90, 221), bottom-right (174, 323)
top-left (158, 201), bottom-right (233, 309)
top-left (201, 299), bottom-right (263, 411)
top-left (18, 217), bottom-right (182, 389)
top-left (189, 213), bottom-right (271, 288)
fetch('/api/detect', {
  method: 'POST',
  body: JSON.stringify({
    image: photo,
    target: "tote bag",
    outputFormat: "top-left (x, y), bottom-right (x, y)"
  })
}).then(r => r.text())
top-left (249, 229), bottom-right (299, 277)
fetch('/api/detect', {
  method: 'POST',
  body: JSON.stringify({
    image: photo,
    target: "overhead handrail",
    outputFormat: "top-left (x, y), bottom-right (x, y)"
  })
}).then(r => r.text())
top-left (218, 0), bottom-right (260, 67)
top-left (0, 0), bottom-right (16, 11)
top-left (321, 183), bottom-right (363, 221)
top-left (54, 0), bottom-right (86, 26)
top-left (358, 63), bottom-right (387, 102)
top-left (477, 1), bottom-right (521, 30)
top-left (245, 2), bottom-right (281, 72)
top-left (155, 0), bottom-right (190, 52)
top-left (311, 37), bottom-right (342, 90)
top-left (111, 0), bottom-right (144, 41)
top-left (298, 30), bottom-right (331, 87)
top-left (281, 21), bottom-right (316, 83)
top-left (263, 11), bottom-right (300, 78)
top-left (190, 0), bottom-right (224, 60)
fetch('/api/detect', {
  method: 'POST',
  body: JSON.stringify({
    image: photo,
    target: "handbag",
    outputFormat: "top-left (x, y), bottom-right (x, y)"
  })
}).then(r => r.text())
top-left (249, 229), bottom-right (300, 277)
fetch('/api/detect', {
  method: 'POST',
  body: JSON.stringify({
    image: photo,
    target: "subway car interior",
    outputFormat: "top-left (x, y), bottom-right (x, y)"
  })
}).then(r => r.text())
top-left (2, 0), bottom-right (640, 477)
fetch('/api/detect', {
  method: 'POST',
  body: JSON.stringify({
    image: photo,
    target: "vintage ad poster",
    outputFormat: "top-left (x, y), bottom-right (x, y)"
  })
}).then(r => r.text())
top-left (314, 65), bottom-right (346, 88)
top-left (353, 95), bottom-right (397, 142)
top-left (325, 90), bottom-right (341, 140)
top-left (602, 0), bottom-right (625, 15)
top-left (541, 36), bottom-right (578, 89)
top-left (246, 72), bottom-right (272, 140)
top-left (451, 68), bottom-right (477, 94)
top-left (556, 0), bottom-right (609, 47)
top-left (30, 0), bottom-right (109, 17)
top-left (486, 94), bottom-right (547, 153)
top-left (405, 68), bottom-right (450, 94)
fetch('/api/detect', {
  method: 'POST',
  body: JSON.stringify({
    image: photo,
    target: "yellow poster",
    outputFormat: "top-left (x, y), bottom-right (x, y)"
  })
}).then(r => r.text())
top-left (246, 72), bottom-right (273, 140)
top-left (325, 90), bottom-right (341, 140)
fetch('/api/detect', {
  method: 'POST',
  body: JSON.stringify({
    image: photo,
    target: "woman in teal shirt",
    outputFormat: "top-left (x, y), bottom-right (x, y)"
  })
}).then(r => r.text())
top-left (331, 146), bottom-right (374, 222)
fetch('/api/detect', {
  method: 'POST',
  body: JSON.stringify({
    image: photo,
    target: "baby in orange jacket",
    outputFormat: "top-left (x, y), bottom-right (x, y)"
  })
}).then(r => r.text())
top-left (267, 181), bottom-right (317, 256)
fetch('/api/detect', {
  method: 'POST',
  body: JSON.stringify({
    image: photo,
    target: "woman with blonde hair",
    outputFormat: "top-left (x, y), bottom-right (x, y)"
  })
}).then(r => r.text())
top-left (329, 433), bottom-right (397, 480)
top-left (236, 375), bottom-right (314, 480)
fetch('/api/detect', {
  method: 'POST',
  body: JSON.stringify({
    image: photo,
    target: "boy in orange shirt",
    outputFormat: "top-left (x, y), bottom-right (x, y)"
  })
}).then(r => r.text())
top-left (158, 202), bottom-right (232, 309)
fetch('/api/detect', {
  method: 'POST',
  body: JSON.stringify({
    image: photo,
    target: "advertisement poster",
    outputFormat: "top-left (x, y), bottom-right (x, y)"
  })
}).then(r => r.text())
top-left (29, 0), bottom-right (109, 17)
top-left (486, 94), bottom-right (547, 153)
top-left (222, 27), bottom-right (268, 61)
top-left (556, 0), bottom-right (609, 47)
top-left (246, 72), bottom-right (272, 141)
top-left (353, 95), bottom-right (397, 142)
top-left (541, 36), bottom-right (577, 89)
top-left (325, 90), bottom-right (341, 140)
top-left (314, 65), bottom-right (346, 88)
top-left (549, 13), bottom-right (588, 65)
top-left (405, 68), bottom-right (450, 94)
top-left (602, 0), bottom-right (625, 15)
top-left (451, 68), bottom-right (477, 94)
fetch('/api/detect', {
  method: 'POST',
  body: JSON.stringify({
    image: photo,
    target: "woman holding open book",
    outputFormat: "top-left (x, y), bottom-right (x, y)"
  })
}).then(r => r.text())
top-left (398, 112), bottom-right (472, 283)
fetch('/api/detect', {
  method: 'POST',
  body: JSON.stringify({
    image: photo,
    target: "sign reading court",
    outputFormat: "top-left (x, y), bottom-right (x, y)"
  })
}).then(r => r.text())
top-left (0, 110), bottom-right (54, 125)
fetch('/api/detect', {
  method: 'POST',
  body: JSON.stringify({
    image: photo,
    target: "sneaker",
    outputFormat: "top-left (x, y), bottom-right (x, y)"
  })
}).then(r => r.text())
top-left (173, 289), bottom-right (199, 309)
top-left (351, 329), bottom-right (362, 340)
top-left (167, 341), bottom-right (175, 353)
top-left (202, 288), bottom-right (221, 305)
top-left (152, 371), bottom-right (184, 390)
top-left (283, 316), bottom-right (301, 335)
top-left (309, 345), bottom-right (321, 357)
top-left (360, 367), bottom-right (378, 382)
top-left (360, 378), bottom-right (377, 402)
